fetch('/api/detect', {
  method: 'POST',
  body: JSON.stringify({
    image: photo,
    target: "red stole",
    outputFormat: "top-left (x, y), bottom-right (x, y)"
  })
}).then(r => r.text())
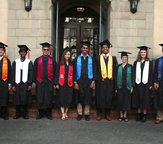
top-left (2, 57), bottom-right (8, 81)
top-left (37, 56), bottom-right (53, 82)
top-left (59, 65), bottom-right (73, 87)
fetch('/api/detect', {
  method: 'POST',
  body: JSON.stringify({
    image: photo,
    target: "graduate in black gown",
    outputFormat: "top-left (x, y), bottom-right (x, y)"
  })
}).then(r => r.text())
top-left (55, 47), bottom-right (73, 120)
top-left (154, 43), bottom-right (163, 124)
top-left (0, 42), bottom-right (11, 120)
top-left (34, 42), bottom-right (57, 120)
top-left (95, 40), bottom-right (117, 121)
top-left (132, 46), bottom-right (153, 122)
top-left (74, 41), bottom-right (96, 121)
top-left (12, 45), bottom-right (33, 119)
top-left (116, 51), bottom-right (133, 122)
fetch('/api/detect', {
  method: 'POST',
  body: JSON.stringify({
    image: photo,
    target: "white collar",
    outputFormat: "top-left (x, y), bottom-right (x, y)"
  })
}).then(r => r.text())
top-left (0, 56), bottom-right (3, 61)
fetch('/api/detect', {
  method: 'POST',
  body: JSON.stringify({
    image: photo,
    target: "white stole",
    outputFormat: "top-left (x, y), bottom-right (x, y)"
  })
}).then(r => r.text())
top-left (136, 61), bottom-right (149, 84)
top-left (15, 58), bottom-right (30, 84)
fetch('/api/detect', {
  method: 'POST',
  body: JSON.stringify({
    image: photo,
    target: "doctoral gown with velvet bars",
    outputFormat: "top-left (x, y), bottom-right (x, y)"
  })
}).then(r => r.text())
top-left (95, 55), bottom-right (117, 109)
top-left (74, 55), bottom-right (97, 105)
top-left (132, 60), bottom-right (153, 109)
top-left (12, 60), bottom-right (33, 105)
top-left (0, 58), bottom-right (11, 106)
top-left (116, 64), bottom-right (134, 111)
top-left (34, 56), bottom-right (57, 109)
top-left (153, 57), bottom-right (163, 110)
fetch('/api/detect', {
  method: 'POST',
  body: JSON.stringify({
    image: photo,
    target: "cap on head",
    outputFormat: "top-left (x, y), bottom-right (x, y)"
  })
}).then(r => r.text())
top-left (99, 39), bottom-right (112, 48)
top-left (137, 46), bottom-right (151, 51)
top-left (40, 42), bottom-right (52, 49)
top-left (118, 51), bottom-right (132, 57)
top-left (0, 42), bottom-right (8, 50)
top-left (17, 45), bottom-right (29, 53)
top-left (80, 41), bottom-right (91, 47)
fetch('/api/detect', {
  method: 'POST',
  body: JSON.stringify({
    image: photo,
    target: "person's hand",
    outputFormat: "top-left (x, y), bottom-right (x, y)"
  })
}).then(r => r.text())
top-left (130, 87), bottom-right (133, 94)
top-left (74, 83), bottom-right (79, 90)
top-left (149, 86), bottom-right (152, 90)
top-left (55, 85), bottom-right (59, 89)
top-left (27, 86), bottom-right (32, 91)
top-left (90, 82), bottom-right (95, 90)
top-left (12, 86), bottom-right (16, 92)
top-left (154, 83), bottom-right (159, 90)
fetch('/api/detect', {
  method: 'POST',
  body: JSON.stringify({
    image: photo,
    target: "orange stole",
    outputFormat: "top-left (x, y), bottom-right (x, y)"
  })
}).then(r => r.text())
top-left (2, 57), bottom-right (8, 81)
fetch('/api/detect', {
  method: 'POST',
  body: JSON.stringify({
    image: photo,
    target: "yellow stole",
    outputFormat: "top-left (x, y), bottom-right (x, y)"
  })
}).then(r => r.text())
top-left (100, 54), bottom-right (113, 79)
top-left (2, 57), bottom-right (8, 81)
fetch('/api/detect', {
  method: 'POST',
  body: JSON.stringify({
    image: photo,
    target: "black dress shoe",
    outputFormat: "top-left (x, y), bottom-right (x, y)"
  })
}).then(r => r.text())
top-left (13, 115), bottom-right (20, 119)
top-left (2, 116), bottom-right (9, 120)
top-left (85, 115), bottom-right (90, 121)
top-left (36, 114), bottom-right (43, 120)
top-left (23, 115), bottom-right (29, 119)
top-left (76, 115), bottom-right (82, 121)
top-left (141, 114), bottom-right (147, 122)
top-left (47, 114), bottom-right (52, 120)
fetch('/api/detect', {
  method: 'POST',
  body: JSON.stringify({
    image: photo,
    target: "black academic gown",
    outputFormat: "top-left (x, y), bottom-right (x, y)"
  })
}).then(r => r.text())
top-left (34, 56), bottom-right (57, 109)
top-left (132, 60), bottom-right (153, 109)
top-left (116, 64), bottom-right (134, 111)
top-left (74, 55), bottom-right (96, 105)
top-left (12, 60), bottom-right (33, 105)
top-left (56, 63), bottom-right (73, 107)
top-left (95, 55), bottom-right (117, 109)
top-left (0, 57), bottom-right (11, 106)
top-left (154, 57), bottom-right (163, 110)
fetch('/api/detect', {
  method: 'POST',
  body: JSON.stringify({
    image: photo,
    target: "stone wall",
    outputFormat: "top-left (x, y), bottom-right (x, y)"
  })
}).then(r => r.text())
top-left (8, 0), bottom-right (52, 62)
top-left (110, 0), bottom-right (154, 63)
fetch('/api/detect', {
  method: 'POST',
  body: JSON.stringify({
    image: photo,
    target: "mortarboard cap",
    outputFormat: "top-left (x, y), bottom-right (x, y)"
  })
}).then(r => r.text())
top-left (17, 45), bottom-right (29, 53)
top-left (99, 39), bottom-right (112, 48)
top-left (80, 41), bottom-right (91, 47)
top-left (0, 42), bottom-right (8, 50)
top-left (40, 42), bottom-right (52, 49)
top-left (118, 51), bottom-right (132, 57)
top-left (137, 46), bottom-right (151, 51)
top-left (159, 43), bottom-right (163, 47)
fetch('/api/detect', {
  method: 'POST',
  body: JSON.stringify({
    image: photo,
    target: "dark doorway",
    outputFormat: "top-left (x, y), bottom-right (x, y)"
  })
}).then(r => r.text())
top-left (60, 7), bottom-right (99, 59)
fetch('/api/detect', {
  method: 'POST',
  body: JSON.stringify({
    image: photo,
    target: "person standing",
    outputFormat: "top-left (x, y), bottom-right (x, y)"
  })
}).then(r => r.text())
top-left (116, 51), bottom-right (133, 122)
top-left (56, 47), bottom-right (73, 120)
top-left (34, 42), bottom-right (57, 120)
top-left (0, 42), bottom-right (11, 120)
top-left (154, 43), bottom-right (163, 124)
top-left (132, 46), bottom-right (153, 122)
top-left (12, 45), bottom-right (33, 119)
top-left (95, 39), bottom-right (117, 121)
top-left (74, 41), bottom-right (96, 121)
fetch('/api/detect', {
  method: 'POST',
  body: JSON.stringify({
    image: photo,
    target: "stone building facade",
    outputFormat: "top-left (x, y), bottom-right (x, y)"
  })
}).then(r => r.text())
top-left (0, 0), bottom-right (163, 63)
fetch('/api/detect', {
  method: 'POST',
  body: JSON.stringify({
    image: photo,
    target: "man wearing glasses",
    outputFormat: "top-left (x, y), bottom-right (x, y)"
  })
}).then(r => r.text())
top-left (34, 42), bottom-right (57, 120)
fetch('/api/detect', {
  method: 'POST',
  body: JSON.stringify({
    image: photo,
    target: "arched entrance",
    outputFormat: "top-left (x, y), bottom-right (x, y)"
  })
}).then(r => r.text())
top-left (52, 0), bottom-right (110, 61)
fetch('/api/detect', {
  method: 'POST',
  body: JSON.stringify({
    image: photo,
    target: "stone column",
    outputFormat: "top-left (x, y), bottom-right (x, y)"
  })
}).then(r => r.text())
top-left (153, 0), bottom-right (163, 58)
top-left (0, 0), bottom-right (8, 43)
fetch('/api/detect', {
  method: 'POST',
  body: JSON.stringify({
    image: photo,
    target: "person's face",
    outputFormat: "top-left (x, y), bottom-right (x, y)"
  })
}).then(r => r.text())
top-left (42, 47), bottom-right (49, 56)
top-left (102, 45), bottom-right (110, 54)
top-left (64, 51), bottom-right (71, 61)
top-left (81, 45), bottom-right (89, 54)
top-left (19, 50), bottom-right (27, 59)
top-left (0, 48), bottom-right (5, 57)
top-left (121, 56), bottom-right (128, 63)
top-left (140, 50), bottom-right (147, 59)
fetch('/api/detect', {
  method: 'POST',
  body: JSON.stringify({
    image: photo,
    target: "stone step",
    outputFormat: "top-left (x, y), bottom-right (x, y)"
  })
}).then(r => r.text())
top-left (8, 107), bottom-right (156, 120)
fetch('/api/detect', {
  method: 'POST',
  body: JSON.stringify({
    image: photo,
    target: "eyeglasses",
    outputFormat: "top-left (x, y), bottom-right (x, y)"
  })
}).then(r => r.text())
top-left (82, 46), bottom-right (88, 49)
top-left (43, 49), bottom-right (49, 51)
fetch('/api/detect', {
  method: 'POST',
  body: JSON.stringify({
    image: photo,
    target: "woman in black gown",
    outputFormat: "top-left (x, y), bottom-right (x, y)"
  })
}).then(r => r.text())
top-left (56, 48), bottom-right (73, 120)
top-left (132, 46), bottom-right (153, 122)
